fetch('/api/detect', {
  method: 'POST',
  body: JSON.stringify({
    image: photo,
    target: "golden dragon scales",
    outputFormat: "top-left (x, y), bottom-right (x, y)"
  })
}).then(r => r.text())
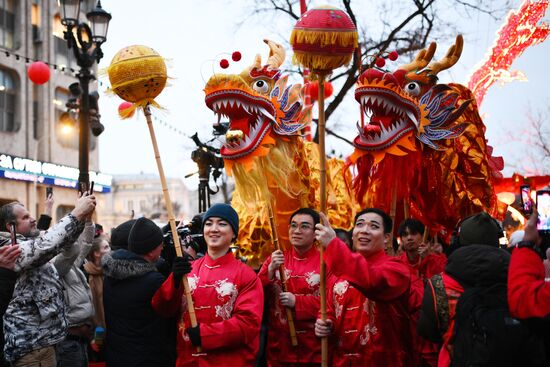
top-left (348, 35), bottom-right (505, 237)
top-left (204, 40), bottom-right (355, 268)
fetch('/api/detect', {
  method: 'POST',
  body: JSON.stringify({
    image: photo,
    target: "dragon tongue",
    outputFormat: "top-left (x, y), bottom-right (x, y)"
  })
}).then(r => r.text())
top-left (364, 125), bottom-right (382, 135)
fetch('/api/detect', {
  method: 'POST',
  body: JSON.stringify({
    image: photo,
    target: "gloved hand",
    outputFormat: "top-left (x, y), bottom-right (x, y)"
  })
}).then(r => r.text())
top-left (186, 324), bottom-right (202, 347)
top-left (172, 255), bottom-right (192, 289)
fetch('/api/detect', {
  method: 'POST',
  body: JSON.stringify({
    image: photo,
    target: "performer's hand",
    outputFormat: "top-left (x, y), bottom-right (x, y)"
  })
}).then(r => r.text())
top-left (315, 318), bottom-right (333, 338)
top-left (172, 255), bottom-right (193, 289)
top-left (315, 212), bottom-right (336, 248)
top-left (279, 292), bottom-right (296, 308)
top-left (268, 250), bottom-right (285, 280)
top-left (523, 207), bottom-right (541, 246)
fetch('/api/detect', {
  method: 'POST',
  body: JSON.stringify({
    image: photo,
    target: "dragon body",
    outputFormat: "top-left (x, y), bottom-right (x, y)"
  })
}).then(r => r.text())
top-left (348, 36), bottom-right (505, 235)
top-left (204, 40), bottom-right (354, 267)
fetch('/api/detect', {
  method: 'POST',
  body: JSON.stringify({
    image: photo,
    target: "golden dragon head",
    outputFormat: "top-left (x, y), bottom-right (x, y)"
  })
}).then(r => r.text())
top-left (204, 39), bottom-right (311, 163)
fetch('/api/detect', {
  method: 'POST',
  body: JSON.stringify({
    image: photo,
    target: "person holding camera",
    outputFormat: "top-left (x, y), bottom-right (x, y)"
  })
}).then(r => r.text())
top-left (152, 203), bottom-right (263, 366)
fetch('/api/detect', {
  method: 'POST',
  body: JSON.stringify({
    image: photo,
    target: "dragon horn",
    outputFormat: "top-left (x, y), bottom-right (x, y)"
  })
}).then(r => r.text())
top-left (264, 39), bottom-right (286, 69)
top-left (400, 42), bottom-right (437, 72)
top-left (426, 35), bottom-right (464, 75)
top-left (251, 53), bottom-right (262, 69)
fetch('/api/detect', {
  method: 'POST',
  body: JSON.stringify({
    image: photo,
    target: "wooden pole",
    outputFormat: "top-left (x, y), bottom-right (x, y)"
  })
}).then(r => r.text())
top-left (317, 72), bottom-right (328, 367)
top-left (267, 204), bottom-right (298, 346)
top-left (389, 185), bottom-right (398, 256)
top-left (143, 106), bottom-right (200, 352)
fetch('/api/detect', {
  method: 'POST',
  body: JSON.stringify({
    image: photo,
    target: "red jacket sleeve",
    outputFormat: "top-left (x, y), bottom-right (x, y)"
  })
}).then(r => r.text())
top-left (508, 247), bottom-right (550, 319)
top-left (151, 273), bottom-right (185, 317)
top-left (324, 238), bottom-right (410, 302)
top-left (258, 255), bottom-right (273, 287)
top-left (200, 270), bottom-right (264, 351)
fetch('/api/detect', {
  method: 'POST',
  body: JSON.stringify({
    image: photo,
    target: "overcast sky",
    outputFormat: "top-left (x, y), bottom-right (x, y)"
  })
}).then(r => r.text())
top-left (96, 0), bottom-right (549, 191)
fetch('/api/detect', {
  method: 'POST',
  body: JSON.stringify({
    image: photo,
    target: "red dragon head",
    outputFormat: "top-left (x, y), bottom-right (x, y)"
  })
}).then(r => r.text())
top-left (350, 35), bottom-right (469, 165)
top-left (204, 39), bottom-right (311, 169)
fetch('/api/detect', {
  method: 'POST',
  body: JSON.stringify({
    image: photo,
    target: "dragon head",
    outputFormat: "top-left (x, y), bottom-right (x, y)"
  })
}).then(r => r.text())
top-left (204, 39), bottom-right (311, 163)
top-left (351, 35), bottom-right (469, 164)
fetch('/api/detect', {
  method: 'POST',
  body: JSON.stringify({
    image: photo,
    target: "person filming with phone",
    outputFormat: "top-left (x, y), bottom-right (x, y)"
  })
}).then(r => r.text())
top-left (0, 192), bottom-right (96, 367)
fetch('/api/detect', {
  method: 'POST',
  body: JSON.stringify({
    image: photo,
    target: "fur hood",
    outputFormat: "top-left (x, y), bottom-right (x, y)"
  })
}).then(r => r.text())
top-left (102, 249), bottom-right (158, 280)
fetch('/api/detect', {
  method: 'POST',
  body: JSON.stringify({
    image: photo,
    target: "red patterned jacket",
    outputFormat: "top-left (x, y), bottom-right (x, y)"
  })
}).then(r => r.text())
top-left (152, 252), bottom-right (263, 367)
top-left (324, 238), bottom-right (422, 367)
top-left (258, 246), bottom-right (323, 364)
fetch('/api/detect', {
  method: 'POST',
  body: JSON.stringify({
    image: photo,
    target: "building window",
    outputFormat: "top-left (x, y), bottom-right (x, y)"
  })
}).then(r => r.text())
top-left (0, 0), bottom-right (15, 49)
top-left (0, 68), bottom-right (17, 132)
top-left (53, 14), bottom-right (74, 69)
top-left (127, 200), bottom-right (134, 211)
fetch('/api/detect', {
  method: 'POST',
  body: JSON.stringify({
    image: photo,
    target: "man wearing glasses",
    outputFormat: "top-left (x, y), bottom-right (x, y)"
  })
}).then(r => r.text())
top-left (259, 208), bottom-right (323, 366)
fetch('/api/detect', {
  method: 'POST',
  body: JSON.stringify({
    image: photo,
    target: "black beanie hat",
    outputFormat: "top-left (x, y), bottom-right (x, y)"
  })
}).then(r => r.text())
top-left (110, 219), bottom-right (137, 250)
top-left (458, 211), bottom-right (503, 247)
top-left (202, 203), bottom-right (239, 237)
top-left (128, 217), bottom-right (163, 255)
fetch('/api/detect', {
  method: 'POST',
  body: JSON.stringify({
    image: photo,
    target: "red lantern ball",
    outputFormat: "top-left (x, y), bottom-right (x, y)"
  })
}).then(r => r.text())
top-left (118, 101), bottom-right (135, 118)
top-left (28, 61), bottom-right (50, 84)
top-left (220, 59), bottom-right (229, 69)
top-left (306, 80), bottom-right (334, 101)
top-left (388, 51), bottom-right (398, 61)
top-left (375, 57), bottom-right (386, 68)
top-left (232, 51), bottom-right (241, 62)
top-left (290, 6), bottom-right (358, 72)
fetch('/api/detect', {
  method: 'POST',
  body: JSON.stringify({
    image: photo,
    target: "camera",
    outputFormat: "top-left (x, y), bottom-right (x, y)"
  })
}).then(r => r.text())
top-left (162, 215), bottom-right (206, 255)
top-left (520, 185), bottom-right (532, 215)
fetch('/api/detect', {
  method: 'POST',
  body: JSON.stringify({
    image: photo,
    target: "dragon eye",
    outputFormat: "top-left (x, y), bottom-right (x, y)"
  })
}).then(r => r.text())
top-left (252, 79), bottom-right (270, 94)
top-left (404, 82), bottom-right (421, 96)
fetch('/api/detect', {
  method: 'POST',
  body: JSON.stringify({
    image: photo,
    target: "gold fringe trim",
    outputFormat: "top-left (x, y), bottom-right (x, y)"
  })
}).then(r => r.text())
top-left (291, 28), bottom-right (358, 48)
top-left (292, 53), bottom-right (353, 72)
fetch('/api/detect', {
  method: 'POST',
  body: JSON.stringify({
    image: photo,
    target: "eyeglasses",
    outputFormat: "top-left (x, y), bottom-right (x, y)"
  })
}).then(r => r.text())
top-left (289, 223), bottom-right (314, 231)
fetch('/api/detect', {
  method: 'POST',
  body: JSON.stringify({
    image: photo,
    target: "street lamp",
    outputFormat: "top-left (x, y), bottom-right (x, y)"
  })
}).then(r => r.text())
top-left (58, 0), bottom-right (111, 192)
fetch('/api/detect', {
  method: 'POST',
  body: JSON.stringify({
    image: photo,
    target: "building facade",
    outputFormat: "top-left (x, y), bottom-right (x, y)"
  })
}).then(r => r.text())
top-left (0, 0), bottom-right (111, 222)
top-left (99, 174), bottom-right (191, 231)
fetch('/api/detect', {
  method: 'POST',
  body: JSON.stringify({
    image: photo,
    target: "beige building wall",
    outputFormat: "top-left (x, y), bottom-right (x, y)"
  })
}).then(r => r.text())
top-left (98, 174), bottom-right (191, 232)
top-left (0, 0), bottom-right (107, 222)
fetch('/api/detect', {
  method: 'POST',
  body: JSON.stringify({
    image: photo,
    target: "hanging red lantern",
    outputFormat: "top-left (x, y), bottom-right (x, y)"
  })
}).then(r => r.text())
top-left (27, 61), bottom-right (50, 84)
top-left (118, 101), bottom-right (135, 119)
top-left (306, 80), bottom-right (334, 102)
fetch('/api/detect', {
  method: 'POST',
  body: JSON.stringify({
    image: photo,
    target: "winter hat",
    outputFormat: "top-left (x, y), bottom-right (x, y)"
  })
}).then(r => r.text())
top-left (110, 219), bottom-right (136, 250)
top-left (458, 211), bottom-right (503, 247)
top-left (128, 217), bottom-right (163, 255)
top-left (202, 203), bottom-right (239, 237)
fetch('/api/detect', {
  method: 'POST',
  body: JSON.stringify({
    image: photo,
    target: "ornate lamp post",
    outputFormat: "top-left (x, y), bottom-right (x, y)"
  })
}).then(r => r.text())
top-left (58, 0), bottom-right (111, 192)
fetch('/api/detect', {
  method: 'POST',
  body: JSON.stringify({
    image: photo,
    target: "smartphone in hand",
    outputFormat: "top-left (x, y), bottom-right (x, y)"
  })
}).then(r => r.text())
top-left (46, 186), bottom-right (53, 199)
top-left (520, 185), bottom-right (532, 215)
top-left (536, 189), bottom-right (550, 234)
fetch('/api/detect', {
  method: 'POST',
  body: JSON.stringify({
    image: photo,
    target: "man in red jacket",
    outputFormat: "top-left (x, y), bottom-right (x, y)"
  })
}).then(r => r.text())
top-left (315, 208), bottom-right (422, 367)
top-left (508, 208), bottom-right (550, 318)
top-left (258, 208), bottom-right (323, 366)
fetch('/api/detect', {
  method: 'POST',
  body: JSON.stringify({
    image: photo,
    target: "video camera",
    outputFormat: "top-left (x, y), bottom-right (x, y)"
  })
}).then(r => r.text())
top-left (162, 214), bottom-right (206, 255)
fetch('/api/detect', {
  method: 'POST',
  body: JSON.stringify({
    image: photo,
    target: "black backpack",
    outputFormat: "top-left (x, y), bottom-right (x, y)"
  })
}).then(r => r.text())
top-left (450, 282), bottom-right (547, 367)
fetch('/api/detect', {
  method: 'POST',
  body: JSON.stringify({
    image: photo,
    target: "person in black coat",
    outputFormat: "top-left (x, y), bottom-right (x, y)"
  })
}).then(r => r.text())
top-left (102, 217), bottom-right (175, 367)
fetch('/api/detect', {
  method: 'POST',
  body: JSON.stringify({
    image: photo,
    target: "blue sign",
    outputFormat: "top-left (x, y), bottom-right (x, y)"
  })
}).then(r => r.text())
top-left (0, 153), bottom-right (112, 193)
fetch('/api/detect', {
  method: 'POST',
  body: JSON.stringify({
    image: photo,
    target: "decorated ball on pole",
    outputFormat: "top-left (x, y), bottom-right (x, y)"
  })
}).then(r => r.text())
top-left (290, 5), bottom-right (358, 74)
top-left (106, 45), bottom-right (167, 118)
top-left (28, 61), bottom-right (51, 84)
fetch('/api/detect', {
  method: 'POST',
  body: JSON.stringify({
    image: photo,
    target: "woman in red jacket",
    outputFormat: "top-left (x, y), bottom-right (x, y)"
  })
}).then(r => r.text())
top-left (152, 204), bottom-right (264, 366)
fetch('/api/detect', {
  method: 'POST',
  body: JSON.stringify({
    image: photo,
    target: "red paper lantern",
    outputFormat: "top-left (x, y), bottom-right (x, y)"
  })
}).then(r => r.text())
top-left (118, 101), bottom-right (135, 119)
top-left (306, 81), bottom-right (334, 101)
top-left (28, 61), bottom-right (50, 84)
top-left (290, 6), bottom-right (358, 73)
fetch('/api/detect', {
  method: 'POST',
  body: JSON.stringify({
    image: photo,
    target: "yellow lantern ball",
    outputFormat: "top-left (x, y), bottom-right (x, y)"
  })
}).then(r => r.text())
top-left (107, 45), bottom-right (167, 104)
